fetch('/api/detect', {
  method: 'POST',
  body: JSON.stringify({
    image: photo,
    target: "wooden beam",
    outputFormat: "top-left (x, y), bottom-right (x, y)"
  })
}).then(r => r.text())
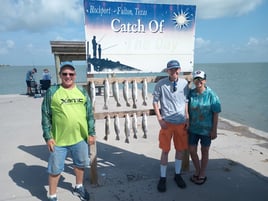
top-left (87, 76), bottom-right (158, 85)
top-left (94, 109), bottom-right (156, 120)
top-left (87, 75), bottom-right (192, 85)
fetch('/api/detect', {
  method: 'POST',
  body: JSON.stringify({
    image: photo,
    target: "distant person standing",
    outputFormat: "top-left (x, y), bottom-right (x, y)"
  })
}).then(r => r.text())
top-left (98, 44), bottom-right (102, 59)
top-left (42, 68), bottom-right (52, 80)
top-left (92, 36), bottom-right (97, 58)
top-left (188, 70), bottom-right (221, 185)
top-left (153, 60), bottom-right (189, 192)
top-left (41, 62), bottom-right (96, 201)
top-left (25, 68), bottom-right (37, 95)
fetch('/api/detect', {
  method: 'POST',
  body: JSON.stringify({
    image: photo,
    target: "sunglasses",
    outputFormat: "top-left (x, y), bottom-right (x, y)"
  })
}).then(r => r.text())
top-left (61, 72), bottom-right (75, 77)
top-left (194, 77), bottom-right (205, 82)
top-left (173, 81), bottom-right (177, 92)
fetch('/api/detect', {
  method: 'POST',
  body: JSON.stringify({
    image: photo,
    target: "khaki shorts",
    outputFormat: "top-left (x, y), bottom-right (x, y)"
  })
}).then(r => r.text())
top-left (159, 122), bottom-right (188, 152)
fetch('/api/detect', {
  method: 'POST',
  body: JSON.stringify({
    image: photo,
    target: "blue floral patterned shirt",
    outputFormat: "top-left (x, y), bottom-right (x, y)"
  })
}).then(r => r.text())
top-left (188, 86), bottom-right (221, 136)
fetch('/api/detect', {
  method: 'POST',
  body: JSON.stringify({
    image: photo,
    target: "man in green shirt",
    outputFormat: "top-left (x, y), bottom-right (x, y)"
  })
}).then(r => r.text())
top-left (42, 62), bottom-right (95, 201)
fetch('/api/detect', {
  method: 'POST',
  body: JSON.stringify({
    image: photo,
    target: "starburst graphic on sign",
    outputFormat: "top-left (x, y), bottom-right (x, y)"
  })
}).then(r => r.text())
top-left (172, 10), bottom-right (191, 29)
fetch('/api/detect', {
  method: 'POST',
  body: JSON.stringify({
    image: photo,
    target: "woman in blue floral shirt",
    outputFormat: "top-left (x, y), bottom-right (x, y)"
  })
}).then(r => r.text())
top-left (188, 70), bottom-right (221, 185)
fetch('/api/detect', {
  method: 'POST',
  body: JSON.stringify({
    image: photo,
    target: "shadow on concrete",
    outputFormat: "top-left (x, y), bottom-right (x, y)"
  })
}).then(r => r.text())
top-left (8, 163), bottom-right (72, 201)
top-left (18, 145), bottom-right (49, 162)
top-left (94, 141), bottom-right (160, 183)
top-left (18, 145), bottom-right (74, 175)
top-left (90, 142), bottom-right (268, 201)
top-left (8, 145), bottom-right (74, 200)
top-left (12, 142), bottom-right (268, 201)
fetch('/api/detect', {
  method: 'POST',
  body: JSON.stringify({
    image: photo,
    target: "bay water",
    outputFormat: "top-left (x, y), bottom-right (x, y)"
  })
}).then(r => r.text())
top-left (0, 62), bottom-right (267, 133)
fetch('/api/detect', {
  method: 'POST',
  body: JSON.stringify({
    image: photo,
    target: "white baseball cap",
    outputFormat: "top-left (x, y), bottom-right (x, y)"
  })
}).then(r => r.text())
top-left (193, 70), bottom-right (206, 79)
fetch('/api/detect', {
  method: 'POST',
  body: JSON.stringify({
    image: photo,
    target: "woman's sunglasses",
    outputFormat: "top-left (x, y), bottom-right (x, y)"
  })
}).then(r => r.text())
top-left (194, 77), bottom-right (205, 82)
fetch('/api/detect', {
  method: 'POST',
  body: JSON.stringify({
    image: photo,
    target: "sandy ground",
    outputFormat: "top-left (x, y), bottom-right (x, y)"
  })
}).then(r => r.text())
top-left (0, 93), bottom-right (267, 201)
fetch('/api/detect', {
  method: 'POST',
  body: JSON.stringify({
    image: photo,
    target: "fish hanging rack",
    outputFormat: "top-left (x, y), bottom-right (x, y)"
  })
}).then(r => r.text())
top-left (87, 76), bottom-right (157, 120)
top-left (86, 74), bottom-right (191, 119)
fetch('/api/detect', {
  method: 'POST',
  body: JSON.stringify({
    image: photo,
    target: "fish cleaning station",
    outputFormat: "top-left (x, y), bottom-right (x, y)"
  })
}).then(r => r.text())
top-left (50, 0), bottom-right (196, 186)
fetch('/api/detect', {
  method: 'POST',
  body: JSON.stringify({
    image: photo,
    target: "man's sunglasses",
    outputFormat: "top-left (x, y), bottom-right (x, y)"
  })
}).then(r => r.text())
top-left (61, 72), bottom-right (75, 76)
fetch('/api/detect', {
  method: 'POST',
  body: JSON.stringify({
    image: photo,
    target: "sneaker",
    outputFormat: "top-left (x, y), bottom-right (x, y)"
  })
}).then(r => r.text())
top-left (73, 186), bottom-right (90, 201)
top-left (48, 196), bottom-right (58, 201)
top-left (174, 174), bottom-right (186, 189)
top-left (157, 177), bottom-right (166, 192)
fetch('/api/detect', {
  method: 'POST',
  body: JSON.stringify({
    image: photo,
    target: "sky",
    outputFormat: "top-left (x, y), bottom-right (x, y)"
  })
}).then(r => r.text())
top-left (0, 0), bottom-right (267, 66)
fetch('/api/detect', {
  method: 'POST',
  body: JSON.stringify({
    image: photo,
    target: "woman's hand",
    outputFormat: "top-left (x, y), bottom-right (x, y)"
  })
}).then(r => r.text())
top-left (210, 131), bottom-right (217, 140)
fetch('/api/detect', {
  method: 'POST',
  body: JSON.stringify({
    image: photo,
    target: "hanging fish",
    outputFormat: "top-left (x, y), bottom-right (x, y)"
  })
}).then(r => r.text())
top-left (112, 81), bottom-right (121, 107)
top-left (124, 113), bottom-right (130, 143)
top-left (142, 112), bottom-right (148, 139)
top-left (89, 81), bottom-right (96, 106)
top-left (132, 80), bottom-right (138, 109)
top-left (104, 114), bottom-right (111, 141)
top-left (123, 80), bottom-right (131, 107)
top-left (103, 78), bottom-right (110, 110)
top-left (142, 78), bottom-right (148, 106)
top-left (132, 113), bottom-right (138, 139)
top-left (114, 114), bottom-right (120, 141)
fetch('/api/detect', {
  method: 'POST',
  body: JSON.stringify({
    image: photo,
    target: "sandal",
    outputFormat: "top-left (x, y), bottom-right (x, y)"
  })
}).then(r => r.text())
top-left (190, 174), bottom-right (199, 183)
top-left (195, 176), bottom-right (207, 185)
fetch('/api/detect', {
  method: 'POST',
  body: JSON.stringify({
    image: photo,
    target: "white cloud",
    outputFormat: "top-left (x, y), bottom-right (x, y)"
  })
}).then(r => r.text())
top-left (119, 0), bottom-right (264, 19)
top-left (196, 0), bottom-right (263, 19)
top-left (195, 35), bottom-right (268, 62)
top-left (245, 36), bottom-right (268, 52)
top-left (195, 37), bottom-right (222, 55)
top-left (246, 37), bottom-right (268, 49)
top-left (0, 0), bottom-right (264, 32)
top-left (195, 37), bottom-right (211, 49)
top-left (6, 40), bottom-right (15, 48)
top-left (0, 47), bottom-right (8, 55)
top-left (0, 0), bottom-right (83, 32)
top-left (26, 43), bottom-right (34, 49)
top-left (0, 40), bottom-right (15, 55)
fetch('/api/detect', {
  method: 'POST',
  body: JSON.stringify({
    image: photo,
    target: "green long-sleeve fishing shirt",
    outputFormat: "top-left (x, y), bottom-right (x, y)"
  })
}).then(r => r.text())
top-left (41, 84), bottom-right (95, 145)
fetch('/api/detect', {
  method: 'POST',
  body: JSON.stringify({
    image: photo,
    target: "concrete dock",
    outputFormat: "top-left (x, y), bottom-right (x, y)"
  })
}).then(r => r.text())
top-left (0, 94), bottom-right (267, 201)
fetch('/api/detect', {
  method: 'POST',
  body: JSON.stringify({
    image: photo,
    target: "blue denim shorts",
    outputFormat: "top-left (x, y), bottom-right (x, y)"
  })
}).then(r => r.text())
top-left (188, 132), bottom-right (211, 147)
top-left (48, 140), bottom-right (90, 175)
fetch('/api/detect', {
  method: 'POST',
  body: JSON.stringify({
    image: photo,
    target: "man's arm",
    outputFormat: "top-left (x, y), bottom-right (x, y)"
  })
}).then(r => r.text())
top-left (153, 102), bottom-right (167, 129)
top-left (41, 89), bottom-right (52, 142)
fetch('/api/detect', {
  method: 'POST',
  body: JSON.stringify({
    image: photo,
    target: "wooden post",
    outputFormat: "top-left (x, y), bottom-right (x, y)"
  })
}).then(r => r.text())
top-left (181, 150), bottom-right (190, 172)
top-left (89, 143), bottom-right (98, 185)
top-left (85, 83), bottom-right (98, 185)
top-left (182, 72), bottom-right (192, 172)
top-left (54, 55), bottom-right (61, 84)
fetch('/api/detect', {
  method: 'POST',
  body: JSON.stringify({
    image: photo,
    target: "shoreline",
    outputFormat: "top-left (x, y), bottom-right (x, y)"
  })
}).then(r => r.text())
top-left (218, 117), bottom-right (268, 140)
